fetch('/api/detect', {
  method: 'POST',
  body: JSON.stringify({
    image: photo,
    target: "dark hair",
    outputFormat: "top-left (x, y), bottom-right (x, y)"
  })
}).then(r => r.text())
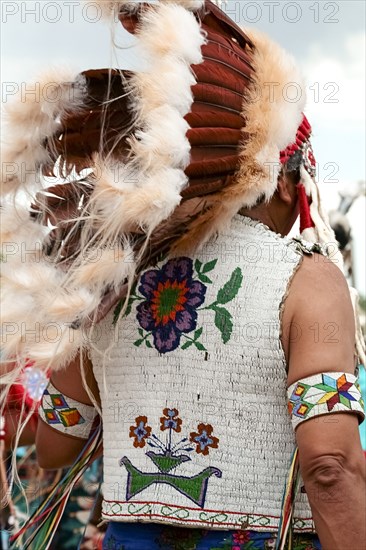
top-left (284, 149), bottom-right (302, 186)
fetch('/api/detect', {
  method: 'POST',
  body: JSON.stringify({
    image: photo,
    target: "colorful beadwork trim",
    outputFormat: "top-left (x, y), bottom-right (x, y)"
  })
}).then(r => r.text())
top-left (287, 372), bottom-right (365, 430)
top-left (101, 500), bottom-right (316, 532)
top-left (39, 381), bottom-right (97, 439)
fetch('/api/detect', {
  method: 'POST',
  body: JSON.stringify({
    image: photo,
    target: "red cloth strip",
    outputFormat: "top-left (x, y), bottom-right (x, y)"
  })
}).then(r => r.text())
top-left (297, 183), bottom-right (315, 232)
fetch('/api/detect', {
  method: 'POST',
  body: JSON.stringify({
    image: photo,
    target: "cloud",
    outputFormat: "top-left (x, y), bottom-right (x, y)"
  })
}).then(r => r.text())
top-left (303, 32), bottom-right (365, 129)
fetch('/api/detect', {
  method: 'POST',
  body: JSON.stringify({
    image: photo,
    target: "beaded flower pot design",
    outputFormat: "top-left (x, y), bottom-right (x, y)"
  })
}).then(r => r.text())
top-left (120, 408), bottom-right (221, 508)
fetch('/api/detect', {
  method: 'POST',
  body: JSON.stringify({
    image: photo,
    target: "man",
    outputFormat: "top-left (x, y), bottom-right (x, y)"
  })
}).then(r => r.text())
top-left (1, 1), bottom-right (365, 548)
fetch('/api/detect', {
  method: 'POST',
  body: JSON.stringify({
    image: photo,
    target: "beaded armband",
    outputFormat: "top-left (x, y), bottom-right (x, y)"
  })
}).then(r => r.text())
top-left (287, 372), bottom-right (365, 430)
top-left (39, 381), bottom-right (98, 439)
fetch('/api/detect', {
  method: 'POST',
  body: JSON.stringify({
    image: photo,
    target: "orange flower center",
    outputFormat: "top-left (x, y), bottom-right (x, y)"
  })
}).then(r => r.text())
top-left (151, 280), bottom-right (188, 325)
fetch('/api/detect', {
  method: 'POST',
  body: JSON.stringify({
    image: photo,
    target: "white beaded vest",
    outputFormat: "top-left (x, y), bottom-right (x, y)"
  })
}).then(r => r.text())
top-left (90, 215), bottom-right (315, 532)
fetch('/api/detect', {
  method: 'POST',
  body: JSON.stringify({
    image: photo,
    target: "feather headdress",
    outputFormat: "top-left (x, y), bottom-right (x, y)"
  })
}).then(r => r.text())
top-left (1, 0), bottom-right (349, 375)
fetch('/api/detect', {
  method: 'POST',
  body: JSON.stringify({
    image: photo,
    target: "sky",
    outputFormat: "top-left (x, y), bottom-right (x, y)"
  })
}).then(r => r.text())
top-left (1, 0), bottom-right (365, 293)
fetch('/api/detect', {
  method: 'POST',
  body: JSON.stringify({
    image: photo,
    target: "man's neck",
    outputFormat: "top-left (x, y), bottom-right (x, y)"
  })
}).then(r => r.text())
top-left (238, 191), bottom-right (298, 237)
top-left (238, 205), bottom-right (281, 235)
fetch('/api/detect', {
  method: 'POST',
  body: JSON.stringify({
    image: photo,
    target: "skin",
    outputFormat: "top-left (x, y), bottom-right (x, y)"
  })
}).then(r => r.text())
top-left (243, 173), bottom-right (366, 549)
top-left (35, 172), bottom-right (366, 549)
top-left (35, 353), bottom-right (102, 470)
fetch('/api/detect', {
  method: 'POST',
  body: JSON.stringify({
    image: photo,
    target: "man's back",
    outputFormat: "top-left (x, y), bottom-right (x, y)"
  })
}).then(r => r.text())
top-left (89, 214), bottom-right (315, 532)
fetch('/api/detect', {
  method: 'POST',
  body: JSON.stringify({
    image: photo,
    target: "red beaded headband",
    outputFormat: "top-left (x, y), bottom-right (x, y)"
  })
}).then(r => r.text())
top-left (280, 114), bottom-right (317, 234)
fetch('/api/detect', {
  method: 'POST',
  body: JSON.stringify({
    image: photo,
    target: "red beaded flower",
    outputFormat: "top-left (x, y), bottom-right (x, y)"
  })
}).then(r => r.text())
top-left (129, 416), bottom-right (152, 448)
top-left (190, 423), bottom-right (219, 456)
top-left (160, 408), bottom-right (182, 432)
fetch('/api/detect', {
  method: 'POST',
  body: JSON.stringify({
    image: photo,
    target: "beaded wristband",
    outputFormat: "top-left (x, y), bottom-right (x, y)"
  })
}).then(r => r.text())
top-left (287, 371), bottom-right (365, 430)
top-left (39, 381), bottom-right (98, 439)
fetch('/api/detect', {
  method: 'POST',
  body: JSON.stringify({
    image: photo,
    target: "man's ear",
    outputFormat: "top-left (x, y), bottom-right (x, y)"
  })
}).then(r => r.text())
top-left (276, 172), bottom-right (293, 205)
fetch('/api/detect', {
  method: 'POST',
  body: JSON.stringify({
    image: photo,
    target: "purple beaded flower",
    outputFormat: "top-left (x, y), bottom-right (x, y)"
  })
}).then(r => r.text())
top-left (136, 257), bottom-right (207, 353)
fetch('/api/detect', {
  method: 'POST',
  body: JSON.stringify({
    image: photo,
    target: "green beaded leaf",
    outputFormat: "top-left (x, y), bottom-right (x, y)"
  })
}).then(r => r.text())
top-left (197, 273), bottom-right (212, 284)
top-left (216, 268), bottom-right (243, 305)
top-left (181, 340), bottom-right (194, 350)
top-left (133, 339), bottom-right (144, 347)
top-left (202, 259), bottom-right (218, 273)
top-left (113, 300), bottom-right (124, 325)
top-left (113, 283), bottom-right (138, 324)
top-left (194, 259), bottom-right (203, 273)
top-left (194, 327), bottom-right (203, 340)
top-left (213, 306), bottom-right (233, 344)
top-left (194, 341), bottom-right (207, 351)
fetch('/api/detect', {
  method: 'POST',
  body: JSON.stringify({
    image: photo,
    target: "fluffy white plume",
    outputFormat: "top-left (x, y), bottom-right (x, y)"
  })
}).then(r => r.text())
top-left (138, 4), bottom-right (205, 63)
top-left (129, 61), bottom-right (196, 120)
top-left (0, 1), bottom-right (205, 374)
top-left (1, 68), bottom-right (86, 196)
top-left (92, 2), bottom-right (204, 235)
top-left (22, 324), bottom-right (83, 371)
top-left (236, 28), bottom-right (306, 208)
top-left (161, 0), bottom-right (205, 9)
top-left (70, 244), bottom-right (136, 293)
top-left (130, 106), bottom-right (191, 171)
top-left (1, 257), bottom-right (101, 326)
top-left (93, 162), bottom-right (187, 231)
top-left (0, 204), bottom-right (49, 266)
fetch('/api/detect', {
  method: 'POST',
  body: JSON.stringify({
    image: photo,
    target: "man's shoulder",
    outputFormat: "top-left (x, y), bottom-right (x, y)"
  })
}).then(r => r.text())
top-left (284, 252), bottom-right (353, 338)
top-left (292, 253), bottom-right (348, 298)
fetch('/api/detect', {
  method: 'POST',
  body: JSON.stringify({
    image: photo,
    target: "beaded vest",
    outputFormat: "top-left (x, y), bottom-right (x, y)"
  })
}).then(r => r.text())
top-left (90, 215), bottom-right (316, 532)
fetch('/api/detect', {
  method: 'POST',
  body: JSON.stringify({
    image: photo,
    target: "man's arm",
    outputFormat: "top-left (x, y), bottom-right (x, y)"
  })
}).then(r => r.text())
top-left (282, 254), bottom-right (366, 550)
top-left (36, 352), bottom-right (102, 470)
top-left (2, 408), bottom-right (37, 450)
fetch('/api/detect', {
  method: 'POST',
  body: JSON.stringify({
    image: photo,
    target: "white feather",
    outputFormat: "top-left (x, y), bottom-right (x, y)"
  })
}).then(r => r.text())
top-left (129, 60), bottom-right (196, 118)
top-left (300, 167), bottom-right (344, 271)
top-left (255, 145), bottom-right (281, 203)
top-left (139, 4), bottom-right (205, 64)
top-left (1, 69), bottom-right (86, 196)
top-left (161, 0), bottom-right (204, 10)
top-left (130, 106), bottom-right (191, 171)
top-left (71, 244), bottom-right (136, 293)
top-left (1, 261), bottom-right (60, 292)
top-left (94, 163), bottom-right (186, 231)
top-left (22, 325), bottom-right (83, 371)
top-left (38, 288), bottom-right (100, 322)
top-left (0, 205), bottom-right (49, 270)
top-left (0, 1), bottom-right (204, 374)
top-left (240, 29), bottom-right (307, 208)
top-left (92, 1), bottom-right (203, 235)
top-left (0, 288), bottom-right (35, 324)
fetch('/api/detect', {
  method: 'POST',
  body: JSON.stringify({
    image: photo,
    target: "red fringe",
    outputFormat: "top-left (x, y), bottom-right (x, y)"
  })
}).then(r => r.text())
top-left (297, 184), bottom-right (315, 232)
top-left (280, 114), bottom-right (313, 166)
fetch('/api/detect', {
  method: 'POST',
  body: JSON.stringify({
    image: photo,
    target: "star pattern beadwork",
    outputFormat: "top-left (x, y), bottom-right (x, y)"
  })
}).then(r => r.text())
top-left (287, 372), bottom-right (365, 429)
